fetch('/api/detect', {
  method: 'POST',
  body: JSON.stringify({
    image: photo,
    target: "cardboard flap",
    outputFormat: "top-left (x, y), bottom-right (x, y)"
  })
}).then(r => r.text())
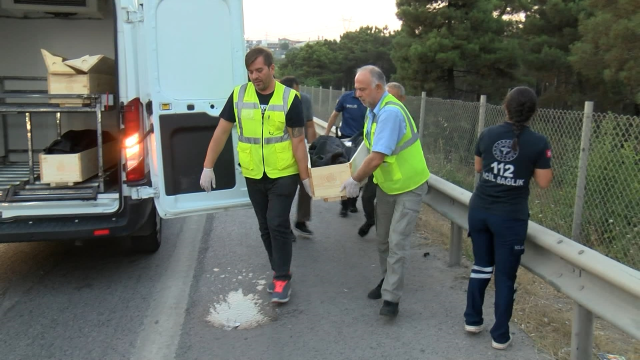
top-left (41, 49), bottom-right (79, 75)
top-left (63, 54), bottom-right (115, 75)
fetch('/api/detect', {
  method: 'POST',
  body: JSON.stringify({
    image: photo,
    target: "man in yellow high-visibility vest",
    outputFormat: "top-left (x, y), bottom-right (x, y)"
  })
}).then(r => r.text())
top-left (341, 65), bottom-right (430, 317)
top-left (358, 81), bottom-right (407, 238)
top-left (199, 47), bottom-right (311, 304)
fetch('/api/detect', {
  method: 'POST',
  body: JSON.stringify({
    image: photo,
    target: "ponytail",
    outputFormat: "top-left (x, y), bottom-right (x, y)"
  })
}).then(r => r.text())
top-left (504, 87), bottom-right (538, 151)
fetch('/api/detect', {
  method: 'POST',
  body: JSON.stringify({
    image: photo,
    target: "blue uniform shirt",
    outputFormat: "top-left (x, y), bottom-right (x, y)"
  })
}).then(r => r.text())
top-left (335, 91), bottom-right (367, 137)
top-left (364, 91), bottom-right (407, 156)
top-left (470, 122), bottom-right (552, 220)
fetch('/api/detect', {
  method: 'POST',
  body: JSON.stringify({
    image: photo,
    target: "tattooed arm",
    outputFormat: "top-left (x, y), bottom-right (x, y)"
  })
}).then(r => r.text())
top-left (288, 126), bottom-right (310, 179)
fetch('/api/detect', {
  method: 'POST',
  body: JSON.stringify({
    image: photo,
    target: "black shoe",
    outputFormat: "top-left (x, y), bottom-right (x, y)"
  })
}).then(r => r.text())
top-left (367, 278), bottom-right (384, 299)
top-left (294, 221), bottom-right (313, 237)
top-left (340, 208), bottom-right (348, 217)
top-left (380, 300), bottom-right (399, 317)
top-left (349, 205), bottom-right (358, 213)
top-left (358, 220), bottom-right (375, 237)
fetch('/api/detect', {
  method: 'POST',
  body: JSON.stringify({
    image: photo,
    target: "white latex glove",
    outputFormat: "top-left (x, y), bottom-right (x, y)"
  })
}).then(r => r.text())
top-left (301, 178), bottom-right (313, 196)
top-left (200, 168), bottom-right (216, 192)
top-left (340, 177), bottom-right (361, 198)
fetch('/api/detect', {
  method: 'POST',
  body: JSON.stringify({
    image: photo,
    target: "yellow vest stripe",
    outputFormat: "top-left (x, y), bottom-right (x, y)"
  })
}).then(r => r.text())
top-left (232, 82), bottom-right (299, 179)
top-left (363, 93), bottom-right (430, 194)
top-left (365, 100), bottom-right (420, 156)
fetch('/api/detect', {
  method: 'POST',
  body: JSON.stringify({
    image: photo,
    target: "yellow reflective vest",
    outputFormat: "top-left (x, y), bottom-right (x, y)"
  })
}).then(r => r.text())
top-left (232, 82), bottom-right (299, 179)
top-left (363, 93), bottom-right (430, 194)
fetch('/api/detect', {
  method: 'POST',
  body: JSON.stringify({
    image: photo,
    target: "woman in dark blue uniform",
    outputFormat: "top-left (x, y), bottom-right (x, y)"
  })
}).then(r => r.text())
top-left (463, 87), bottom-right (553, 350)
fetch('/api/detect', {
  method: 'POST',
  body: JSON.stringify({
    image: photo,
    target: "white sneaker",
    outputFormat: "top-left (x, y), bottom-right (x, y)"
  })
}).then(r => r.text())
top-left (492, 336), bottom-right (512, 350)
top-left (464, 324), bottom-right (483, 333)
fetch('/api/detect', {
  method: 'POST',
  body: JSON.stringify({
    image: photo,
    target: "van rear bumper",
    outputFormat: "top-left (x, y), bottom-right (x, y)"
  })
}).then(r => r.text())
top-left (0, 197), bottom-right (154, 243)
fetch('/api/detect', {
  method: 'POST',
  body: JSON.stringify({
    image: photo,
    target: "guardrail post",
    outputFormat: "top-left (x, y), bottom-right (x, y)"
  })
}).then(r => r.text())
top-left (569, 101), bottom-right (594, 360)
top-left (418, 91), bottom-right (427, 140)
top-left (449, 223), bottom-right (463, 266)
top-left (474, 95), bottom-right (487, 190)
top-left (571, 304), bottom-right (594, 360)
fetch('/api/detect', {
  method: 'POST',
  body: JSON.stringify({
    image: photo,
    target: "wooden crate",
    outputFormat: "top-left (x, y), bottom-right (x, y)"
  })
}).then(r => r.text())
top-left (47, 73), bottom-right (115, 105)
top-left (308, 142), bottom-right (369, 201)
top-left (39, 141), bottom-right (119, 186)
top-left (41, 49), bottom-right (116, 106)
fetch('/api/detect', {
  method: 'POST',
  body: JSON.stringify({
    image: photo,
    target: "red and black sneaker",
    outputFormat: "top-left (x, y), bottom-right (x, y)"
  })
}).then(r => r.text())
top-left (271, 279), bottom-right (291, 303)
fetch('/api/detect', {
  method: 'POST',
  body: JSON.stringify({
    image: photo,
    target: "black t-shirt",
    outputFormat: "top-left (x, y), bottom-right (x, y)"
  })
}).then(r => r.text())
top-left (469, 122), bottom-right (552, 220)
top-left (219, 87), bottom-right (304, 128)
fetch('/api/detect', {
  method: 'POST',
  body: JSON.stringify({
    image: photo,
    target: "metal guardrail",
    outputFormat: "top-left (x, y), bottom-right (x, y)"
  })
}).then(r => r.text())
top-left (313, 117), bottom-right (640, 359)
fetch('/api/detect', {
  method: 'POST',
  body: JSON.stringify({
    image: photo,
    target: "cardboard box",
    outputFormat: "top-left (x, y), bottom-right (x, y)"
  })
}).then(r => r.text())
top-left (41, 49), bottom-right (116, 105)
top-left (308, 141), bottom-right (369, 201)
top-left (39, 141), bottom-right (119, 186)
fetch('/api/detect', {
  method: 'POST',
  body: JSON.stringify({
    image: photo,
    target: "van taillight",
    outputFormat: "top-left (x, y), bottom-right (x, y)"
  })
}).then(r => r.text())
top-left (122, 98), bottom-right (146, 182)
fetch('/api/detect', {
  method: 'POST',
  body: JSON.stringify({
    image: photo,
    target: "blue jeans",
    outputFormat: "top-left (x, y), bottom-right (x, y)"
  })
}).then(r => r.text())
top-left (463, 208), bottom-right (528, 344)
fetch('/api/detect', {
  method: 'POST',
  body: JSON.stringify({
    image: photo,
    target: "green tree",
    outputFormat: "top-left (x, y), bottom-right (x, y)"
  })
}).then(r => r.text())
top-left (519, 0), bottom-right (587, 109)
top-left (392, 0), bottom-right (522, 101)
top-left (336, 26), bottom-right (397, 88)
top-left (277, 26), bottom-right (397, 89)
top-left (569, 0), bottom-right (640, 114)
top-left (276, 40), bottom-right (341, 87)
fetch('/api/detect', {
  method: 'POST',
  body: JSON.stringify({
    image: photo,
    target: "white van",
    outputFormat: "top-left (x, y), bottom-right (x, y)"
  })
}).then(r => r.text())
top-left (0, 0), bottom-right (252, 252)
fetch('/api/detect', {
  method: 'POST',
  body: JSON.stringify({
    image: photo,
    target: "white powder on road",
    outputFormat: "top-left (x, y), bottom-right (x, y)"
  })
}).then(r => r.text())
top-left (206, 289), bottom-right (269, 330)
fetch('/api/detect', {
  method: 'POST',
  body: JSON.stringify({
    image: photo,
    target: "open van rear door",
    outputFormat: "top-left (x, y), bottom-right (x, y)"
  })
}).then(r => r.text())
top-left (143, 0), bottom-right (251, 218)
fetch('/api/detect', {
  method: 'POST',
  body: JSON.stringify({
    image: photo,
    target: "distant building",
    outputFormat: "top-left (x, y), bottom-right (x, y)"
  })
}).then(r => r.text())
top-left (245, 38), bottom-right (309, 53)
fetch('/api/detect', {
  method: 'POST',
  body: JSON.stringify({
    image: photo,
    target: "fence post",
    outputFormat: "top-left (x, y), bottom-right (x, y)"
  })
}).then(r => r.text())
top-left (449, 223), bottom-right (463, 267)
top-left (318, 87), bottom-right (323, 117)
top-left (310, 87), bottom-right (315, 108)
top-left (473, 95), bottom-right (487, 190)
top-left (418, 91), bottom-right (427, 140)
top-left (572, 100), bottom-right (593, 242)
top-left (333, 87), bottom-right (345, 130)
top-left (0, 79), bottom-right (7, 163)
top-left (328, 86), bottom-right (333, 120)
top-left (569, 100), bottom-right (594, 360)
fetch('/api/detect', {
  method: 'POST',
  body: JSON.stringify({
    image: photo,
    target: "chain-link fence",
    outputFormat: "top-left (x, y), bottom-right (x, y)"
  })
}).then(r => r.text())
top-left (301, 86), bottom-right (640, 271)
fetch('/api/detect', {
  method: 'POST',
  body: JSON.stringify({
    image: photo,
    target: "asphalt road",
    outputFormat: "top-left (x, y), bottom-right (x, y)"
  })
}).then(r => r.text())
top-left (0, 198), bottom-right (545, 360)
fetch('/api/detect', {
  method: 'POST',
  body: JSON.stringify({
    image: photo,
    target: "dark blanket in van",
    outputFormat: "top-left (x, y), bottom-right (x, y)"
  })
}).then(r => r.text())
top-left (44, 129), bottom-right (116, 155)
top-left (308, 131), bottom-right (364, 168)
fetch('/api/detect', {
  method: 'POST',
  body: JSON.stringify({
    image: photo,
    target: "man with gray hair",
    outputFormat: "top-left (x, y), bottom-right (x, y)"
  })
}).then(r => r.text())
top-left (341, 65), bottom-right (430, 317)
top-left (386, 82), bottom-right (406, 102)
top-left (358, 81), bottom-right (408, 237)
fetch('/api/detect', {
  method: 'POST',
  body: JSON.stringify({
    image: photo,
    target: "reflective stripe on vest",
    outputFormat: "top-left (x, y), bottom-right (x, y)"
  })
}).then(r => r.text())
top-left (233, 82), bottom-right (299, 179)
top-left (365, 100), bottom-right (419, 155)
top-left (235, 84), bottom-right (293, 145)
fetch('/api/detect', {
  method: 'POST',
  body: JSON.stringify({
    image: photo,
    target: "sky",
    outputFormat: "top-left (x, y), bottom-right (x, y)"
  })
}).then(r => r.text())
top-left (241, 0), bottom-right (403, 41)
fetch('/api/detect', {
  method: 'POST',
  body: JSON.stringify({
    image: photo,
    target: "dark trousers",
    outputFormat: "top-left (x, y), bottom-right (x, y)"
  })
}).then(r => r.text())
top-left (464, 208), bottom-right (528, 344)
top-left (245, 174), bottom-right (299, 281)
top-left (295, 178), bottom-right (311, 223)
top-left (361, 175), bottom-right (377, 223)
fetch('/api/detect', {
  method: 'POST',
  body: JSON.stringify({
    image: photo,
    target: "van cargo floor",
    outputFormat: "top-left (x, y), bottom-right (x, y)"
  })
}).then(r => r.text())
top-left (0, 162), bottom-right (118, 202)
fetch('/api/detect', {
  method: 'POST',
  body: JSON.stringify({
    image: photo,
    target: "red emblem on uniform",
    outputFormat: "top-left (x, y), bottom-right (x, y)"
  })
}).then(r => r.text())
top-left (546, 149), bottom-right (552, 158)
